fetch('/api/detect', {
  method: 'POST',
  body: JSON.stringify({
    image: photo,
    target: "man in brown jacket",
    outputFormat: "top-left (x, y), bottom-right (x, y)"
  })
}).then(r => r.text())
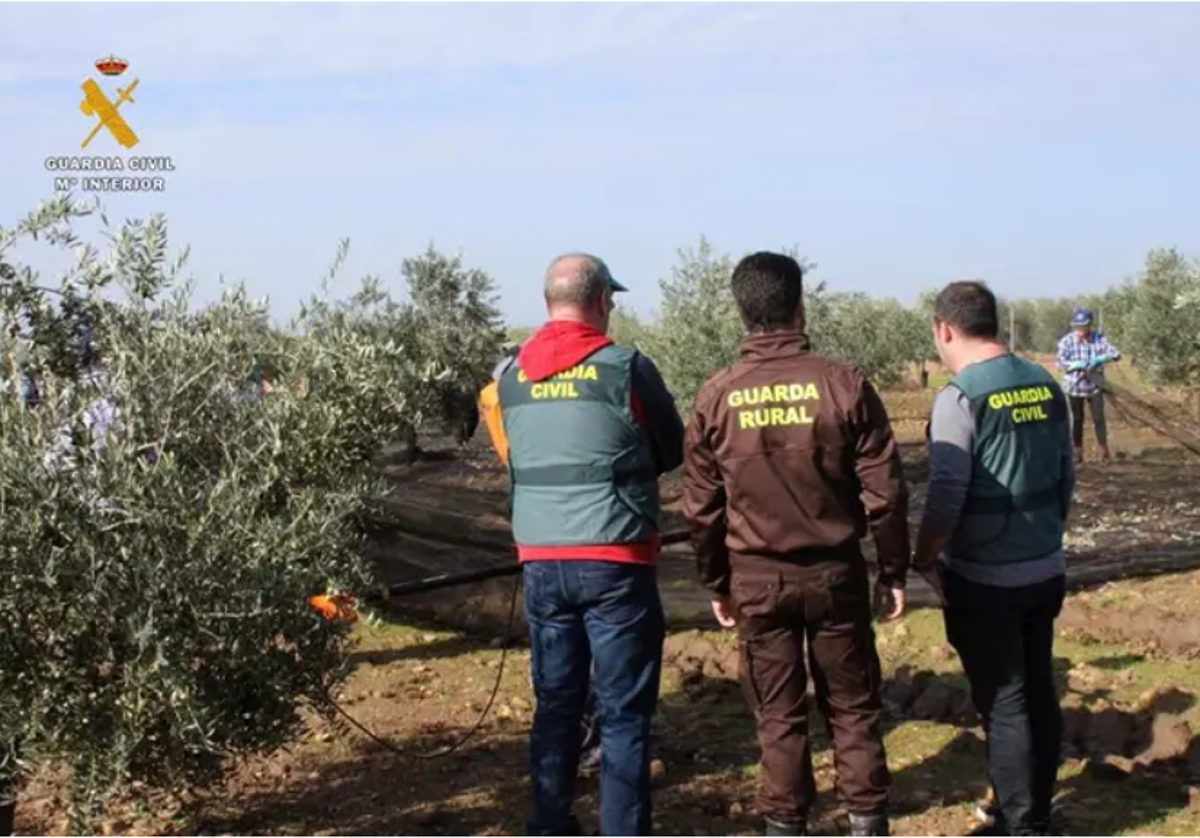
top-left (683, 252), bottom-right (911, 837)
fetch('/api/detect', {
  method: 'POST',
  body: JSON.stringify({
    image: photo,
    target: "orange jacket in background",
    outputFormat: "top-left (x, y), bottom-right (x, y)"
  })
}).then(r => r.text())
top-left (478, 379), bottom-right (508, 466)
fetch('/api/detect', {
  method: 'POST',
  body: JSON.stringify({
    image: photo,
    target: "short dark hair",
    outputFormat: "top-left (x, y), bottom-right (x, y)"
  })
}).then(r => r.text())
top-left (730, 251), bottom-right (804, 332)
top-left (934, 281), bottom-right (999, 339)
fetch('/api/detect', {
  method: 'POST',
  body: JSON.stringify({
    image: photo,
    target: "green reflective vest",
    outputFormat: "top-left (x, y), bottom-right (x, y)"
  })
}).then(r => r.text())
top-left (498, 344), bottom-right (659, 547)
top-left (947, 355), bottom-right (1070, 566)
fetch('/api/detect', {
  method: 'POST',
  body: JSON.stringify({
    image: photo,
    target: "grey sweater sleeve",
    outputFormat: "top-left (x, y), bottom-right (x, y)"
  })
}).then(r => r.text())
top-left (921, 385), bottom-right (975, 538)
top-left (492, 354), bottom-right (516, 381)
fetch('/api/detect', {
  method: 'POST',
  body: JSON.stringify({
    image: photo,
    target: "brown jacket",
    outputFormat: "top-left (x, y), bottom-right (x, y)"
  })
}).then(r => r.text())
top-left (683, 331), bottom-right (910, 595)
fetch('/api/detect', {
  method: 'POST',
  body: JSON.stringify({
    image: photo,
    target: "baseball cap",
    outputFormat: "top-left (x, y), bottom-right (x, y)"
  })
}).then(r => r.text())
top-left (1071, 306), bottom-right (1093, 326)
top-left (594, 258), bottom-right (628, 293)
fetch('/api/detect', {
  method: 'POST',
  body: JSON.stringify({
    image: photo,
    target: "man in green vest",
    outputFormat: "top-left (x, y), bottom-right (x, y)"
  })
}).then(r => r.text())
top-left (497, 253), bottom-right (684, 836)
top-left (485, 338), bottom-right (603, 778)
top-left (913, 281), bottom-right (1075, 837)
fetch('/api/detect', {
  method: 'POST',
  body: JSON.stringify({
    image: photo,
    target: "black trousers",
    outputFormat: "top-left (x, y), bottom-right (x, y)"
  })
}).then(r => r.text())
top-left (943, 572), bottom-right (1065, 836)
top-left (1068, 393), bottom-right (1107, 448)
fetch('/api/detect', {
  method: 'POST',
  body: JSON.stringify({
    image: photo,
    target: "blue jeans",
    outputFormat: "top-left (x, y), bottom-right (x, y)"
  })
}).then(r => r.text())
top-left (523, 560), bottom-right (665, 836)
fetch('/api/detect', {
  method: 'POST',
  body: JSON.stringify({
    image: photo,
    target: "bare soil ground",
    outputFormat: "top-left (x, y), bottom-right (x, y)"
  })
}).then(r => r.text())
top-left (13, 386), bottom-right (1200, 836)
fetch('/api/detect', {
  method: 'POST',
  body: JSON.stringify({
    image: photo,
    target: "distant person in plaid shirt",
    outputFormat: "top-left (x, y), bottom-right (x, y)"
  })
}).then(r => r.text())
top-left (1055, 306), bottom-right (1121, 463)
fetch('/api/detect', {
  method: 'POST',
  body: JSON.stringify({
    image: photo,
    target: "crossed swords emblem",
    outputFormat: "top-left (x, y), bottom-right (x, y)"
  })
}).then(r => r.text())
top-left (80, 77), bottom-right (140, 150)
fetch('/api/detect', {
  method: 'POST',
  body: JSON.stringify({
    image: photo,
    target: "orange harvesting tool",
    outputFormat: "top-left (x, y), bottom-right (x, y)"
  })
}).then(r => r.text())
top-left (308, 593), bottom-right (359, 623)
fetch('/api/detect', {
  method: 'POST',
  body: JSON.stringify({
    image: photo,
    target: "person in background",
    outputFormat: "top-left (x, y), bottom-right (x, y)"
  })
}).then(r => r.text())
top-left (684, 251), bottom-right (909, 837)
top-left (19, 372), bottom-right (40, 407)
top-left (496, 253), bottom-right (684, 836)
top-left (481, 343), bottom-right (518, 470)
top-left (446, 384), bottom-right (481, 448)
top-left (233, 361), bottom-right (273, 404)
top-left (914, 281), bottom-right (1074, 836)
top-left (492, 339), bottom-right (521, 381)
top-left (1055, 306), bottom-right (1121, 463)
top-left (43, 324), bottom-right (123, 474)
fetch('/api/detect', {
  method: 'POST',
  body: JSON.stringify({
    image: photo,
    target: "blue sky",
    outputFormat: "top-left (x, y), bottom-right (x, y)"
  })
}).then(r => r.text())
top-left (2, 3), bottom-right (1198, 326)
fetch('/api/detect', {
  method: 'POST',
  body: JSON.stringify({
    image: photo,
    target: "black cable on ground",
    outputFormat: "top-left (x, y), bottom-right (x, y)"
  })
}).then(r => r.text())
top-left (325, 571), bottom-right (522, 761)
top-left (368, 528), bottom-right (692, 601)
top-left (323, 529), bottom-right (689, 759)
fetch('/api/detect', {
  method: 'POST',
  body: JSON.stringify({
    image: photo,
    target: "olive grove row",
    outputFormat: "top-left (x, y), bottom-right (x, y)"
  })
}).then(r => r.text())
top-left (572, 238), bottom-right (1200, 411)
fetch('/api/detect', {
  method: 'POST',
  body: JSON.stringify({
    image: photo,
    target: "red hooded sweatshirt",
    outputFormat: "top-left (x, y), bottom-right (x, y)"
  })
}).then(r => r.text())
top-left (513, 320), bottom-right (659, 565)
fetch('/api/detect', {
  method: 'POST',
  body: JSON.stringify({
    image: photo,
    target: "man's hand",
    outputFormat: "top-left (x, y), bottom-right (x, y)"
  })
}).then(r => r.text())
top-left (873, 581), bottom-right (906, 622)
top-left (918, 564), bottom-right (946, 607)
top-left (1066, 360), bottom-right (1088, 372)
top-left (711, 596), bottom-right (737, 629)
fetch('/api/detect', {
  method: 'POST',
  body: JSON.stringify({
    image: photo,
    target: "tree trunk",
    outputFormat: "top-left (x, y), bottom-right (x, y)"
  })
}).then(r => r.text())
top-left (401, 423), bottom-right (420, 465)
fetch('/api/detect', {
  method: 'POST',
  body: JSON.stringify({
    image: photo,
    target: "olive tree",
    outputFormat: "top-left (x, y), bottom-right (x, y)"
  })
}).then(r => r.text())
top-left (299, 242), bottom-right (505, 455)
top-left (644, 238), bottom-right (818, 411)
top-left (641, 237), bottom-right (742, 411)
top-left (1173, 257), bottom-right (1200, 388)
top-left (1122, 248), bottom-right (1200, 385)
top-left (0, 196), bottom-right (472, 829)
top-left (400, 244), bottom-right (506, 413)
top-left (607, 305), bottom-right (651, 352)
top-left (809, 293), bottom-right (929, 388)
